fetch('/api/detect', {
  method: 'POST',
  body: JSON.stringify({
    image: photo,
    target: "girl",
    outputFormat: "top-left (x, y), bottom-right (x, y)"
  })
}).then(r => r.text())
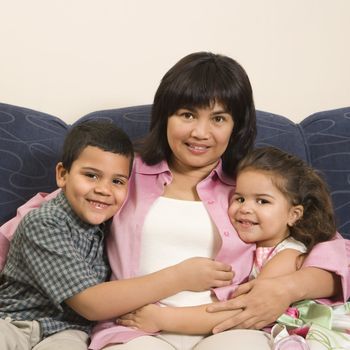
top-left (230, 146), bottom-right (350, 349)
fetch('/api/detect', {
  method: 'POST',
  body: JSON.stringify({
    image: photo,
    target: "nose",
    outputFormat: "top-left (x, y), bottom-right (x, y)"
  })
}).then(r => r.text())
top-left (238, 201), bottom-right (253, 214)
top-left (191, 119), bottom-right (210, 139)
top-left (94, 180), bottom-right (111, 196)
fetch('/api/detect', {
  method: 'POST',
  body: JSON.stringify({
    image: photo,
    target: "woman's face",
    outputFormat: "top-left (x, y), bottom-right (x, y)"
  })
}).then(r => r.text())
top-left (167, 101), bottom-right (234, 174)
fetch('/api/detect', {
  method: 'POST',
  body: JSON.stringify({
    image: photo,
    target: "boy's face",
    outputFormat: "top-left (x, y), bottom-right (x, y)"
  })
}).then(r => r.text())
top-left (56, 146), bottom-right (131, 225)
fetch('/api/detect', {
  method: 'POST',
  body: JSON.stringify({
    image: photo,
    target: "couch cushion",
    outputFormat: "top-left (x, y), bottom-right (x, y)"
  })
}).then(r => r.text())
top-left (0, 103), bottom-right (67, 225)
top-left (74, 105), bottom-right (152, 141)
top-left (300, 107), bottom-right (350, 239)
top-left (255, 111), bottom-right (307, 161)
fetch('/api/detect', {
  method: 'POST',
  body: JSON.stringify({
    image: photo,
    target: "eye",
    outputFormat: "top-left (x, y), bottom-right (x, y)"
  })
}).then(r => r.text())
top-left (182, 112), bottom-right (194, 120)
top-left (85, 172), bottom-right (98, 180)
top-left (257, 198), bottom-right (269, 205)
top-left (233, 196), bottom-right (244, 203)
top-left (112, 178), bottom-right (127, 186)
top-left (212, 115), bottom-right (226, 123)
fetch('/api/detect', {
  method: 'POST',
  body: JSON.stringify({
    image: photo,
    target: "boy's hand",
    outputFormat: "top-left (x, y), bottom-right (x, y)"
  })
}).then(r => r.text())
top-left (176, 257), bottom-right (234, 291)
top-left (118, 304), bottom-right (162, 333)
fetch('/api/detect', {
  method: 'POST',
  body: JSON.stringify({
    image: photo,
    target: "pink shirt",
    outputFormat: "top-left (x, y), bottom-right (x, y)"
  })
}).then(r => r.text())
top-left (1, 157), bottom-right (349, 349)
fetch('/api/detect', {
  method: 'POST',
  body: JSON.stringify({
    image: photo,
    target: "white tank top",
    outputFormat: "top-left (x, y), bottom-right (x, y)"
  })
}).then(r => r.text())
top-left (139, 196), bottom-right (220, 307)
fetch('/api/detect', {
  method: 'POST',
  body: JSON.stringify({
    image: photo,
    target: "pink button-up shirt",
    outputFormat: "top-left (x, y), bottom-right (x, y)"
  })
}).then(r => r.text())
top-left (1, 157), bottom-right (349, 350)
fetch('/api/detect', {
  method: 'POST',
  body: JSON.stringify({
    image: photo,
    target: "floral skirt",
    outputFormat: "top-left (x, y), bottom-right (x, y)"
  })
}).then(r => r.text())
top-left (271, 300), bottom-right (350, 349)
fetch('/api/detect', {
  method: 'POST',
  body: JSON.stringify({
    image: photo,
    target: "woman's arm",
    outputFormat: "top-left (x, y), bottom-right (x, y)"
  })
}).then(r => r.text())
top-left (207, 266), bottom-right (341, 333)
top-left (206, 236), bottom-right (348, 333)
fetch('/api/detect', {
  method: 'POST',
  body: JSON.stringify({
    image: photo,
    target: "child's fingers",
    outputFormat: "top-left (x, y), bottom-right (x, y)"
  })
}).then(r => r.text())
top-left (213, 261), bottom-right (233, 272)
top-left (118, 312), bottom-right (135, 321)
top-left (218, 270), bottom-right (234, 280)
top-left (210, 271), bottom-right (234, 286)
top-left (116, 318), bottom-right (138, 328)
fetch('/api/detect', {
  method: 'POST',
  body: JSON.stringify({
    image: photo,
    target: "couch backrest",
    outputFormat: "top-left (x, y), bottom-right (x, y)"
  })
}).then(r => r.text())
top-left (1, 102), bottom-right (349, 239)
top-left (0, 103), bottom-right (67, 225)
top-left (301, 108), bottom-right (350, 236)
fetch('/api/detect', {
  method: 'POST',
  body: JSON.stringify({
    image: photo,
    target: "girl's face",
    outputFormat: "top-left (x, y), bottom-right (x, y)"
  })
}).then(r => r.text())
top-left (167, 101), bottom-right (234, 174)
top-left (228, 169), bottom-right (303, 247)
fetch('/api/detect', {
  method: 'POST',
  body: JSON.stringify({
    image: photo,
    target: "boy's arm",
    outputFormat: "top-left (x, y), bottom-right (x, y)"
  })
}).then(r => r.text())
top-left (118, 302), bottom-right (241, 335)
top-left (17, 209), bottom-right (233, 323)
top-left (65, 257), bottom-right (233, 321)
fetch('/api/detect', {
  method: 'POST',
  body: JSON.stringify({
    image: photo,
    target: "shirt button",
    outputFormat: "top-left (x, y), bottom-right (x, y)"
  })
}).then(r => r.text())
top-left (224, 231), bottom-right (230, 237)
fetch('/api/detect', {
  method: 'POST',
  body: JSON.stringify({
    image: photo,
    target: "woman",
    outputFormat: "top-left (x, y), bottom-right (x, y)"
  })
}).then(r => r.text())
top-left (0, 52), bottom-right (348, 350)
top-left (89, 52), bottom-right (349, 350)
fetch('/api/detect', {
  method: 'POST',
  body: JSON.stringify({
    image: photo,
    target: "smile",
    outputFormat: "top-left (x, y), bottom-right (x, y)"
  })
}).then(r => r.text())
top-left (88, 200), bottom-right (109, 210)
top-left (186, 143), bottom-right (209, 153)
top-left (236, 219), bottom-right (258, 227)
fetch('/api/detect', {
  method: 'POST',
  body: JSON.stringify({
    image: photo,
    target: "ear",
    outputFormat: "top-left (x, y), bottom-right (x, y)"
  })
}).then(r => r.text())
top-left (56, 162), bottom-right (68, 189)
top-left (288, 205), bottom-right (304, 227)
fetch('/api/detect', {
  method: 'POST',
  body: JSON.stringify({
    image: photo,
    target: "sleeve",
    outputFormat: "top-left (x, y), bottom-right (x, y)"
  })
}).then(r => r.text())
top-left (302, 232), bottom-right (350, 304)
top-left (20, 213), bottom-right (102, 307)
top-left (279, 238), bottom-right (307, 253)
top-left (0, 190), bottom-right (60, 270)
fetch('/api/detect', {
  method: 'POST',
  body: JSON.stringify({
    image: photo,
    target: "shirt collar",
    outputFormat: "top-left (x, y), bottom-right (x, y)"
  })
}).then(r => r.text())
top-left (135, 156), bottom-right (235, 186)
top-left (54, 191), bottom-right (102, 233)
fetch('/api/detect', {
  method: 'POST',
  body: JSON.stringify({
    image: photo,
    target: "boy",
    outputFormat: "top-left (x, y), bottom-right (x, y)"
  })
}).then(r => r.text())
top-left (0, 121), bottom-right (134, 349)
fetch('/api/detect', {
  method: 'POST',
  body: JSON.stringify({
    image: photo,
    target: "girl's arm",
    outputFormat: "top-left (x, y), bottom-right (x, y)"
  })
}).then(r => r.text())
top-left (65, 257), bottom-right (234, 321)
top-left (119, 302), bottom-right (241, 335)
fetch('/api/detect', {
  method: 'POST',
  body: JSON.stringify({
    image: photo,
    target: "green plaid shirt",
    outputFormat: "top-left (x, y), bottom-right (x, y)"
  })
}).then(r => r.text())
top-left (0, 191), bottom-right (110, 337)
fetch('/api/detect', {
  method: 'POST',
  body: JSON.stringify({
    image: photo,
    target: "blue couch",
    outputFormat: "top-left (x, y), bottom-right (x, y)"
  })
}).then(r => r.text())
top-left (0, 102), bottom-right (349, 239)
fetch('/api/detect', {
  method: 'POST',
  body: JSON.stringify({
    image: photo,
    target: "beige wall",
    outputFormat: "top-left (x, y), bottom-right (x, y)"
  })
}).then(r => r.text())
top-left (1, 0), bottom-right (349, 123)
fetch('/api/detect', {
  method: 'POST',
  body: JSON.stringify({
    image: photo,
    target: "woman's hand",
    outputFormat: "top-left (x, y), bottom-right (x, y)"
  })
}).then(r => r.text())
top-left (118, 304), bottom-right (162, 333)
top-left (176, 257), bottom-right (234, 291)
top-left (207, 277), bottom-right (292, 333)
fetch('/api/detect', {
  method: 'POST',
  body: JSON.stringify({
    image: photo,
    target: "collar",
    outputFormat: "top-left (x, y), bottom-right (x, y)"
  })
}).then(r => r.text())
top-left (135, 156), bottom-right (235, 186)
top-left (53, 191), bottom-right (102, 233)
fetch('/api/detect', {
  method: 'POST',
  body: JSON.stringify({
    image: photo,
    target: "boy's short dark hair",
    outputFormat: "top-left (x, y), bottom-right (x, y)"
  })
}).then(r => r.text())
top-left (61, 120), bottom-right (134, 173)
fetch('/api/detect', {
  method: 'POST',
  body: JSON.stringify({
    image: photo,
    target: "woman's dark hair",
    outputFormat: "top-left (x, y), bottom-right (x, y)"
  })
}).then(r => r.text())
top-left (236, 146), bottom-right (336, 252)
top-left (61, 120), bottom-right (134, 174)
top-left (137, 52), bottom-right (256, 176)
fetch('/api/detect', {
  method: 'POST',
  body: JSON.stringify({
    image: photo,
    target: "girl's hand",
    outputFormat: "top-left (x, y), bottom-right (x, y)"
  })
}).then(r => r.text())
top-left (118, 304), bottom-right (162, 333)
top-left (176, 257), bottom-right (234, 291)
top-left (206, 277), bottom-right (292, 333)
